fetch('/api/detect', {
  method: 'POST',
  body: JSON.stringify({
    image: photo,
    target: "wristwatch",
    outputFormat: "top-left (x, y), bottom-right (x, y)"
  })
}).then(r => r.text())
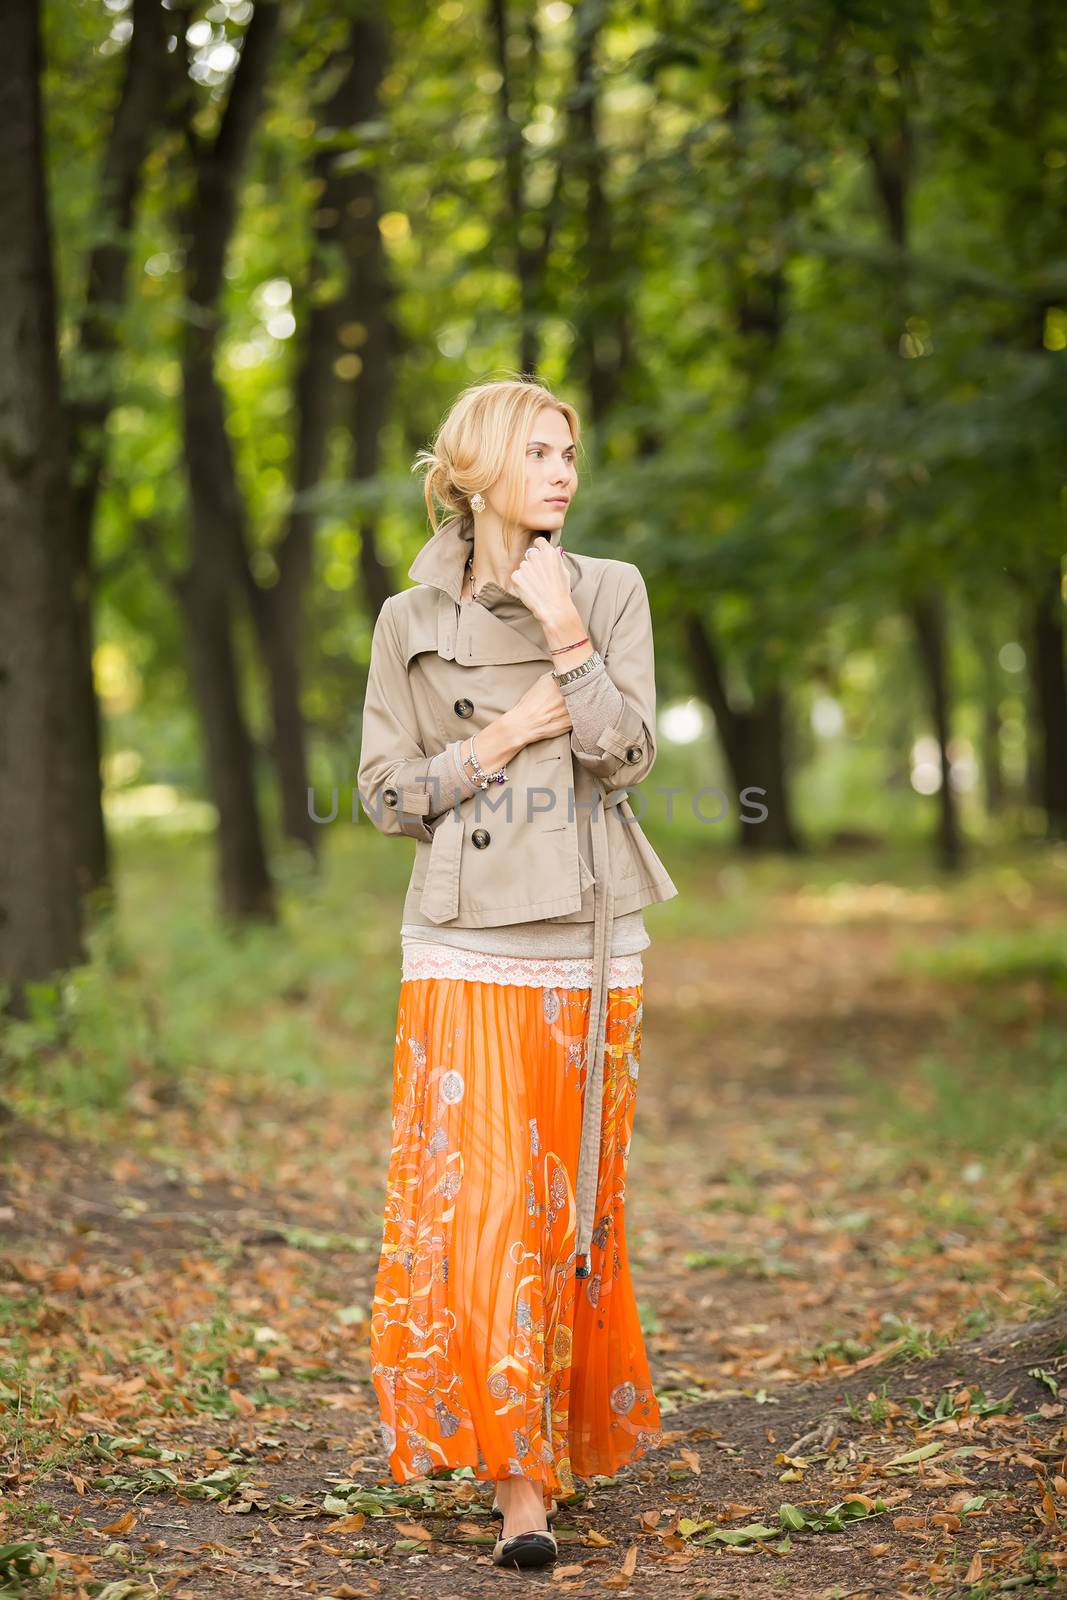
top-left (553, 649), bottom-right (603, 687)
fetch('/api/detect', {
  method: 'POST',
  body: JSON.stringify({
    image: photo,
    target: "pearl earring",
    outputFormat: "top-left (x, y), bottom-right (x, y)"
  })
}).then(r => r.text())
top-left (470, 492), bottom-right (485, 514)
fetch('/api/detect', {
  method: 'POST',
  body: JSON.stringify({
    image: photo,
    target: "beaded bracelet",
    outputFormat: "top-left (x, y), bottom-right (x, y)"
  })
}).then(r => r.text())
top-left (462, 733), bottom-right (507, 789)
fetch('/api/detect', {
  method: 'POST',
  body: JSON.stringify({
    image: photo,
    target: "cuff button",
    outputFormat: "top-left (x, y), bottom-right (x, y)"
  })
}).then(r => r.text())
top-left (383, 787), bottom-right (399, 806)
top-left (624, 746), bottom-right (642, 763)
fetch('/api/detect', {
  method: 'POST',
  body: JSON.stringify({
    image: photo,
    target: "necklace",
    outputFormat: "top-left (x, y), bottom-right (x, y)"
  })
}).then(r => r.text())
top-left (463, 554), bottom-right (486, 602)
top-left (464, 548), bottom-right (527, 601)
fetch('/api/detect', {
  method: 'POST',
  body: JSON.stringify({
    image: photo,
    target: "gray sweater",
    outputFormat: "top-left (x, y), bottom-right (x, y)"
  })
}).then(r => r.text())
top-left (399, 648), bottom-right (648, 959)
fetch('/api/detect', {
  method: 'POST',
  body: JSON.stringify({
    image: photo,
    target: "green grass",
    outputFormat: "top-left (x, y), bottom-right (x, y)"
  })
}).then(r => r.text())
top-left (0, 826), bottom-right (405, 1142)
top-left (897, 920), bottom-right (1067, 989)
top-left (837, 1022), bottom-right (1067, 1162)
top-left (0, 1352), bottom-right (88, 1484)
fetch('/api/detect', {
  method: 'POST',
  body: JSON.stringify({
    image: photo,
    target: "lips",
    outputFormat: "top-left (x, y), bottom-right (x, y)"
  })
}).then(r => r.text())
top-left (545, 498), bottom-right (569, 505)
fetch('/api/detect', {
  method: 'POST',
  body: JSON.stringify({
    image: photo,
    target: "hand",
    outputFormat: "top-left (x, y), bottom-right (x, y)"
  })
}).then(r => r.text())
top-left (508, 670), bottom-right (573, 748)
top-left (506, 537), bottom-right (573, 627)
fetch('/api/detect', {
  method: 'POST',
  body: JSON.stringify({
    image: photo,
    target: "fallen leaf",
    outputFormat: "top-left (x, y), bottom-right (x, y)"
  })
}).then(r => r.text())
top-left (331, 1513), bottom-right (367, 1532)
top-left (393, 1520), bottom-right (433, 1541)
top-left (885, 1441), bottom-right (944, 1467)
top-left (603, 1542), bottom-right (639, 1586)
top-left (102, 1510), bottom-right (136, 1534)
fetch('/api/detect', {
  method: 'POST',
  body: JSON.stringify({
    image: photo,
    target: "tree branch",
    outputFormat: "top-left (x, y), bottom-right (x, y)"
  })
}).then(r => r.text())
top-left (67, 0), bottom-right (176, 530)
top-left (187, 2), bottom-right (281, 308)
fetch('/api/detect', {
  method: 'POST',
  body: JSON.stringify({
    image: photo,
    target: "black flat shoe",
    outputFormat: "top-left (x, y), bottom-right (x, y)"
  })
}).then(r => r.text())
top-left (491, 1528), bottom-right (558, 1568)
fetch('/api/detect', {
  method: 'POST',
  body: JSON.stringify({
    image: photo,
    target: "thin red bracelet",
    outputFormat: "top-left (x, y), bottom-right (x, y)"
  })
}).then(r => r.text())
top-left (549, 635), bottom-right (590, 654)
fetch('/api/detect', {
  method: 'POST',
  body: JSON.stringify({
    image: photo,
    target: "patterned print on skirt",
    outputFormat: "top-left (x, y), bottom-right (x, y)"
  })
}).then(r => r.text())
top-left (369, 976), bottom-right (662, 1497)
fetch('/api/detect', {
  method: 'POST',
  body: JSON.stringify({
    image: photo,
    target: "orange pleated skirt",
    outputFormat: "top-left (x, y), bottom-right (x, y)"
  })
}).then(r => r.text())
top-left (369, 976), bottom-right (662, 1499)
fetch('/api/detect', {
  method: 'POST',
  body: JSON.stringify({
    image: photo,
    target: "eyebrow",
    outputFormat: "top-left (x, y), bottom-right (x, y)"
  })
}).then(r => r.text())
top-left (528, 439), bottom-right (576, 449)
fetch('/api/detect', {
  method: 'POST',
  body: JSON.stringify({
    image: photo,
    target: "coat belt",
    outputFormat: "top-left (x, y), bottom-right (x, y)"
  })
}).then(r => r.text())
top-left (573, 783), bottom-right (628, 1279)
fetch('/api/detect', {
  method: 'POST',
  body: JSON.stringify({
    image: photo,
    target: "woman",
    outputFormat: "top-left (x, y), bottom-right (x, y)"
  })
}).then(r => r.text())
top-left (357, 375), bottom-right (677, 1570)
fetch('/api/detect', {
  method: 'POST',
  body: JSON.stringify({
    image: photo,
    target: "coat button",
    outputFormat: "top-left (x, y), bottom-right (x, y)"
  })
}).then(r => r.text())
top-left (383, 786), bottom-right (399, 806)
top-left (624, 745), bottom-right (642, 763)
top-left (454, 697), bottom-right (474, 717)
top-left (471, 827), bottom-right (491, 849)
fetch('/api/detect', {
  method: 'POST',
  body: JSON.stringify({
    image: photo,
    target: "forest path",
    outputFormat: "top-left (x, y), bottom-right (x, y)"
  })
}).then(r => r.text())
top-left (4, 870), bottom-right (1065, 1597)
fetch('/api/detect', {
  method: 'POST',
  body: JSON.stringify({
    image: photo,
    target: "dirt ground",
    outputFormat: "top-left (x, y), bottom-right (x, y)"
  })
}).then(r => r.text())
top-left (2, 891), bottom-right (1065, 1598)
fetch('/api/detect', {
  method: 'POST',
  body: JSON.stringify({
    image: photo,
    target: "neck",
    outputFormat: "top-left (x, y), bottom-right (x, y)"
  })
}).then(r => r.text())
top-left (466, 524), bottom-right (538, 593)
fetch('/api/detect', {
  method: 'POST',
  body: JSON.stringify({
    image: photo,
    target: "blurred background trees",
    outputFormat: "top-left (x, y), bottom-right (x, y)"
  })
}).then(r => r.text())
top-left (2, 0), bottom-right (1065, 1009)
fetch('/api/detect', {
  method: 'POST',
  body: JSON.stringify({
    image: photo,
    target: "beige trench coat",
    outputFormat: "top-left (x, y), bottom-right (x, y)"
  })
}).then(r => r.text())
top-left (357, 516), bottom-right (678, 1276)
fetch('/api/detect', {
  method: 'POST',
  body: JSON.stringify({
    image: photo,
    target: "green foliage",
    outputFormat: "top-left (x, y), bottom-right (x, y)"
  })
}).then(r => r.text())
top-left (31, 0), bottom-right (1064, 855)
top-left (0, 1538), bottom-right (59, 1596)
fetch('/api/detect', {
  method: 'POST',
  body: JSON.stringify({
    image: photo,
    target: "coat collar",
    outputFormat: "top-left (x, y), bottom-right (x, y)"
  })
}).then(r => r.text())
top-left (406, 514), bottom-right (578, 606)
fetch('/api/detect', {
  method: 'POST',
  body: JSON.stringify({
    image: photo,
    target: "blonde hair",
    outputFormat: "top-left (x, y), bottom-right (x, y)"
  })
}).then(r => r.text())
top-left (412, 373), bottom-right (581, 553)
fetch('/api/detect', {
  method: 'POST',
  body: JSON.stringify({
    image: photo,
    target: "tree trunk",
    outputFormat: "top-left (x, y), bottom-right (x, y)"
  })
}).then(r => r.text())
top-left (982, 700), bottom-right (1005, 818)
top-left (240, 16), bottom-right (393, 858)
top-left (179, 555), bottom-right (275, 921)
top-left (684, 612), bottom-right (801, 853)
top-left (1029, 560), bottom-right (1067, 839)
top-left (690, 34), bottom-right (799, 855)
top-left (868, 67), bottom-right (964, 871)
top-left (972, 615), bottom-right (1006, 816)
top-left (488, 1), bottom-right (567, 379)
top-left (912, 594), bottom-right (963, 871)
top-left (179, 335), bottom-right (275, 921)
top-left (734, 691), bottom-right (802, 853)
top-left (490, 0), bottom-right (537, 375)
top-left (570, 0), bottom-right (629, 430)
top-left (175, 3), bottom-right (280, 922)
top-left (339, 13), bottom-right (395, 623)
top-left (0, 0), bottom-right (85, 1010)
top-left (63, 0), bottom-right (175, 906)
top-left (246, 207), bottom-right (335, 857)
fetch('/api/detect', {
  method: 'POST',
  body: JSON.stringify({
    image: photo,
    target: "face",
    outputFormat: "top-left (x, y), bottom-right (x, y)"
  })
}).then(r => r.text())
top-left (486, 405), bottom-right (577, 532)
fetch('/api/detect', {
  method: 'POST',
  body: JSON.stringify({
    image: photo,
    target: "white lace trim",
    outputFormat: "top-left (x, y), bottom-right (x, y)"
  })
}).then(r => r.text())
top-left (401, 942), bottom-right (643, 989)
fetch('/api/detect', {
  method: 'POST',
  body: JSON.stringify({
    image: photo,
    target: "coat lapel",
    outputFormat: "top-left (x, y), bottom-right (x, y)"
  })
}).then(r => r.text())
top-left (454, 596), bottom-right (555, 666)
top-left (406, 514), bottom-right (583, 669)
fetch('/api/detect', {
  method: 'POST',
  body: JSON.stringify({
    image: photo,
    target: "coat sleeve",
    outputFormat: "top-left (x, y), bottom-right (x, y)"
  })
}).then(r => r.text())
top-left (357, 596), bottom-right (478, 842)
top-left (557, 562), bottom-right (659, 788)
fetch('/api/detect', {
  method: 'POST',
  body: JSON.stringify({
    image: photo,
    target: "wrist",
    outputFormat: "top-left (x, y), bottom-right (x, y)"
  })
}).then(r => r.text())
top-left (495, 710), bottom-right (527, 761)
top-left (471, 713), bottom-right (525, 770)
top-left (540, 605), bottom-right (585, 652)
